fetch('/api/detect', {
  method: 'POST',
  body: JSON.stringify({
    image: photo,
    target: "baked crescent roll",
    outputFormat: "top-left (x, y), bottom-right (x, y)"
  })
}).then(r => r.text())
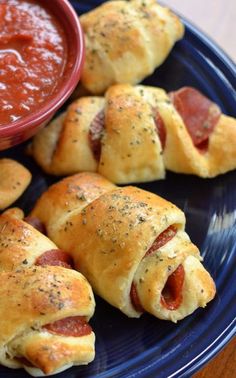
top-left (0, 209), bottom-right (75, 272)
top-left (80, 0), bottom-right (184, 93)
top-left (31, 173), bottom-right (216, 322)
top-left (0, 158), bottom-right (32, 210)
top-left (27, 173), bottom-right (116, 243)
top-left (28, 85), bottom-right (167, 183)
top-left (161, 87), bottom-right (236, 177)
top-left (28, 84), bottom-right (236, 181)
top-left (0, 265), bottom-right (95, 376)
top-left (27, 100), bottom-right (105, 176)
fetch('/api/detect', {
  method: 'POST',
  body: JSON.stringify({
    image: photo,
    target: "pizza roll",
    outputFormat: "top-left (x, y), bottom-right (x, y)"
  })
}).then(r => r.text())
top-left (160, 86), bottom-right (236, 177)
top-left (28, 172), bottom-right (116, 244)
top-left (0, 209), bottom-right (75, 272)
top-left (0, 173), bottom-right (115, 271)
top-left (27, 100), bottom-right (105, 176)
top-left (80, 0), bottom-right (184, 94)
top-left (31, 173), bottom-right (216, 322)
top-left (29, 84), bottom-right (236, 181)
top-left (0, 158), bottom-right (31, 210)
top-left (99, 85), bottom-right (165, 183)
top-left (0, 265), bottom-right (95, 376)
top-left (29, 85), bottom-right (166, 183)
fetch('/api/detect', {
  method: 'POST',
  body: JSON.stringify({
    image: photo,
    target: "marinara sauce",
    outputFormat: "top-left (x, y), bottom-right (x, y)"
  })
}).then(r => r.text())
top-left (0, 0), bottom-right (67, 126)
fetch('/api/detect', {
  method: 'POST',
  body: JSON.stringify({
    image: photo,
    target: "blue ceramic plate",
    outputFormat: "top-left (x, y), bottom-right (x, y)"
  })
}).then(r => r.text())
top-left (0, 1), bottom-right (236, 377)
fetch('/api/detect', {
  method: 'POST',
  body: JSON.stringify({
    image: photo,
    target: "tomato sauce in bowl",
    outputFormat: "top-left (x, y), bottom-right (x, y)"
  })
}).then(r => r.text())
top-left (0, 0), bottom-right (68, 126)
top-left (0, 0), bottom-right (84, 150)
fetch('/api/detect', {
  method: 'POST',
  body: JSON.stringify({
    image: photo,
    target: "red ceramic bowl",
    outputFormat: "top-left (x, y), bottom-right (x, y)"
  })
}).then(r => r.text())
top-left (0, 0), bottom-right (84, 151)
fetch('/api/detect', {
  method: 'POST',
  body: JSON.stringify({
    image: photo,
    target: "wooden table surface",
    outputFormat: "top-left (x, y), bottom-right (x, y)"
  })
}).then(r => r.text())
top-left (162, 1), bottom-right (236, 377)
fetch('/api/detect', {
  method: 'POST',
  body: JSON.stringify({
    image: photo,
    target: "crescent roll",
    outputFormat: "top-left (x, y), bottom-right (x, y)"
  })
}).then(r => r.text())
top-left (0, 209), bottom-right (75, 272)
top-left (27, 172), bottom-right (116, 243)
top-left (80, 0), bottom-right (184, 93)
top-left (29, 84), bottom-right (236, 182)
top-left (0, 158), bottom-right (31, 210)
top-left (160, 86), bottom-right (236, 177)
top-left (0, 266), bottom-right (95, 376)
top-left (28, 85), bottom-right (167, 183)
top-left (31, 173), bottom-right (216, 322)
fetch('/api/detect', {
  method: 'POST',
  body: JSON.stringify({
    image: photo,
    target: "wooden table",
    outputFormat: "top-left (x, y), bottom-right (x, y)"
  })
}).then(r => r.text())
top-left (194, 337), bottom-right (236, 378)
top-left (162, 1), bottom-right (236, 377)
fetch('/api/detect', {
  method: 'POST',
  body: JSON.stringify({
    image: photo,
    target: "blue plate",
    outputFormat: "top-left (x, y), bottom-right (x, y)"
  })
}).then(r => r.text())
top-left (0, 1), bottom-right (236, 377)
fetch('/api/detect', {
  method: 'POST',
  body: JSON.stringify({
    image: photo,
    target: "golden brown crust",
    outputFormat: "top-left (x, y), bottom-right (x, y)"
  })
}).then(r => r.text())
top-left (29, 84), bottom-right (167, 183)
top-left (29, 99), bottom-right (105, 175)
top-left (0, 212), bottom-right (58, 272)
top-left (0, 266), bottom-right (94, 336)
top-left (29, 84), bottom-right (236, 182)
top-left (134, 232), bottom-right (215, 321)
top-left (0, 266), bottom-right (95, 375)
top-left (99, 84), bottom-right (165, 183)
top-left (0, 209), bottom-right (97, 375)
top-left (0, 159), bottom-right (31, 210)
top-left (80, 0), bottom-right (184, 93)
top-left (159, 101), bottom-right (236, 177)
top-left (2, 207), bottom-right (25, 220)
top-left (31, 173), bottom-right (216, 321)
top-left (26, 113), bottom-right (66, 174)
top-left (31, 172), bottom-right (116, 243)
top-left (205, 115), bottom-right (236, 177)
top-left (57, 186), bottom-right (185, 317)
top-left (8, 331), bottom-right (95, 375)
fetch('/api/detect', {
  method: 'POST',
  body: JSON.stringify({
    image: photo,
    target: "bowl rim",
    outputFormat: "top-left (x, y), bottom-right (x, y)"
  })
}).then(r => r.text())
top-left (0, 0), bottom-right (85, 137)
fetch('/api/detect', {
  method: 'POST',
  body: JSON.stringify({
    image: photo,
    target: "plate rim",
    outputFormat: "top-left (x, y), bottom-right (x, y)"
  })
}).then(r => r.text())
top-left (0, 3), bottom-right (236, 377)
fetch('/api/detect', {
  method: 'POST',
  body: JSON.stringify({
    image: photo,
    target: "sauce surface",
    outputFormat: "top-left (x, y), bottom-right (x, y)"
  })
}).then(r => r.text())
top-left (0, 0), bottom-right (67, 126)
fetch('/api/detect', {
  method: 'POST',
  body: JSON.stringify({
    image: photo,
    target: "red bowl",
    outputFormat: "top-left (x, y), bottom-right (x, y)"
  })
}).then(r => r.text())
top-left (0, 0), bottom-right (84, 151)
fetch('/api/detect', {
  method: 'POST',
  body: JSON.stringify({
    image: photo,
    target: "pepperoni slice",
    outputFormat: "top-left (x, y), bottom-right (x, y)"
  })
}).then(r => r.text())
top-left (130, 225), bottom-right (178, 312)
top-left (15, 317), bottom-right (92, 365)
top-left (35, 249), bottom-right (73, 269)
top-left (16, 357), bottom-right (34, 367)
top-left (169, 87), bottom-right (221, 151)
top-left (153, 108), bottom-right (166, 149)
top-left (130, 283), bottom-right (144, 313)
top-left (161, 264), bottom-right (185, 310)
top-left (43, 316), bottom-right (92, 337)
top-left (89, 110), bottom-right (105, 161)
top-left (24, 216), bottom-right (46, 234)
top-left (145, 226), bottom-right (177, 257)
